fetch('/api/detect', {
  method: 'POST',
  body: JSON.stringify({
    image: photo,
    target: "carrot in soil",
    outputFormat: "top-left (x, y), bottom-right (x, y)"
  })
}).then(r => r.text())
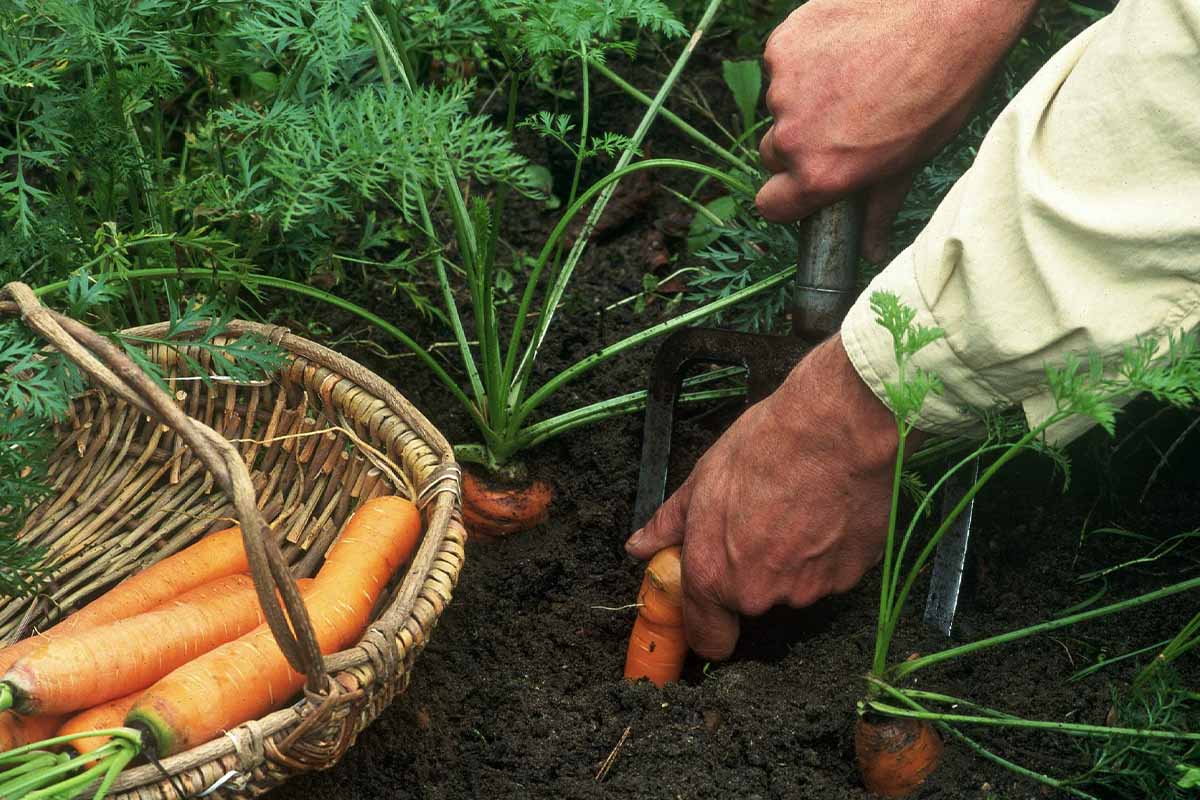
top-left (1, 573), bottom-right (283, 716)
top-left (461, 467), bottom-right (552, 539)
top-left (624, 546), bottom-right (687, 687)
top-left (0, 526), bottom-right (248, 676)
top-left (57, 693), bottom-right (142, 757)
top-left (127, 496), bottom-right (422, 757)
top-left (854, 714), bottom-right (943, 798)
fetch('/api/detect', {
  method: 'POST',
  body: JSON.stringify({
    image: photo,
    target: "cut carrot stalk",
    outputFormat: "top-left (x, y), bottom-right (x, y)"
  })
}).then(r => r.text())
top-left (461, 467), bottom-right (552, 539)
top-left (127, 496), bottom-right (422, 756)
top-left (854, 714), bottom-right (943, 797)
top-left (0, 711), bottom-right (65, 752)
top-left (624, 546), bottom-right (687, 687)
top-left (1, 573), bottom-right (286, 716)
top-left (57, 693), bottom-right (142, 757)
top-left (0, 526), bottom-right (248, 677)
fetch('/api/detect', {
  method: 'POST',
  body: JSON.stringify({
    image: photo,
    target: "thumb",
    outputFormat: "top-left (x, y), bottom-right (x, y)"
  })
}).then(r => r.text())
top-left (861, 169), bottom-right (917, 265)
top-left (625, 480), bottom-right (691, 560)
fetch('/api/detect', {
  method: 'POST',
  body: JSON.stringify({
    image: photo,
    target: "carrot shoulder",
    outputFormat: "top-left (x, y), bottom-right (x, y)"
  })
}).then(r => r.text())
top-left (624, 546), bottom-right (687, 687)
top-left (129, 496), bottom-right (422, 756)
top-left (0, 526), bottom-right (247, 676)
top-left (3, 573), bottom-right (273, 715)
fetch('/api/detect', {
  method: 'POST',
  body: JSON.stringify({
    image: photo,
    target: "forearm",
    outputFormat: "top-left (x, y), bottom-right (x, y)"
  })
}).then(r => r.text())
top-left (842, 0), bottom-right (1200, 439)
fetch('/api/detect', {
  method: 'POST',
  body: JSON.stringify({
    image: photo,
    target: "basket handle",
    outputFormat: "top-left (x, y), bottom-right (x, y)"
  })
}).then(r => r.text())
top-left (0, 282), bottom-right (330, 694)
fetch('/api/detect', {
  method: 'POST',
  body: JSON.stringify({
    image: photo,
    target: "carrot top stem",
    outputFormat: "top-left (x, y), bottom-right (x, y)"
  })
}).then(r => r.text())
top-left (0, 735), bottom-right (139, 800)
top-left (0, 684), bottom-right (12, 713)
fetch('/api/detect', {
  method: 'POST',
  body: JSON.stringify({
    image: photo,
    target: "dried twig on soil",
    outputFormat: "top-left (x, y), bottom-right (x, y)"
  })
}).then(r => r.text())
top-left (595, 726), bottom-right (632, 782)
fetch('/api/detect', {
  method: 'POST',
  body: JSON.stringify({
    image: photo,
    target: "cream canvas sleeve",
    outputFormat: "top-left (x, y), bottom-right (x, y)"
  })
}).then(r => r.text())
top-left (840, 0), bottom-right (1200, 439)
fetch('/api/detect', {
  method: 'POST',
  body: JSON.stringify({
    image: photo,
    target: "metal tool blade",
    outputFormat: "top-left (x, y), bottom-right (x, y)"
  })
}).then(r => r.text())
top-left (631, 201), bottom-right (864, 532)
top-left (631, 329), bottom-right (809, 530)
top-left (922, 457), bottom-right (980, 636)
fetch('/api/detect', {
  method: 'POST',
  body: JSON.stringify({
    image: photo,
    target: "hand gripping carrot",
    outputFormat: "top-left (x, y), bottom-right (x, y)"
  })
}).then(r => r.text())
top-left (0, 526), bottom-right (248, 676)
top-left (0, 573), bottom-right (279, 715)
top-left (127, 496), bottom-right (422, 756)
top-left (624, 546), bottom-right (687, 687)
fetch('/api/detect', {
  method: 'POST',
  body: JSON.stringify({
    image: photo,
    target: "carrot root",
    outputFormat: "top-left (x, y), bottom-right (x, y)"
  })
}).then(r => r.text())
top-left (128, 496), bottom-right (423, 756)
top-left (461, 467), bottom-right (552, 539)
top-left (854, 714), bottom-right (943, 797)
top-left (0, 526), bottom-right (248, 679)
top-left (4, 573), bottom-right (276, 715)
top-left (623, 547), bottom-right (687, 687)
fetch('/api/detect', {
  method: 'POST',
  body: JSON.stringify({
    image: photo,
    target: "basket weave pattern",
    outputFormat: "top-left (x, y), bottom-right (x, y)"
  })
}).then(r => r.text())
top-left (0, 283), bottom-right (465, 798)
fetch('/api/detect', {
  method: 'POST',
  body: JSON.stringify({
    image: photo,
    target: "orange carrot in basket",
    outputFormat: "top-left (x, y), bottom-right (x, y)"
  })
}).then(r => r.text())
top-left (128, 496), bottom-right (422, 756)
top-left (57, 693), bottom-right (142, 757)
top-left (0, 526), bottom-right (248, 676)
top-left (2, 573), bottom-right (282, 715)
top-left (624, 547), bottom-right (687, 687)
top-left (0, 711), bottom-right (64, 752)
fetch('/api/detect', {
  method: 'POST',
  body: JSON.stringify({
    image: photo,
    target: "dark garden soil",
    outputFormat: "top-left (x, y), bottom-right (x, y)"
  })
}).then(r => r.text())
top-left (271, 53), bottom-right (1200, 800)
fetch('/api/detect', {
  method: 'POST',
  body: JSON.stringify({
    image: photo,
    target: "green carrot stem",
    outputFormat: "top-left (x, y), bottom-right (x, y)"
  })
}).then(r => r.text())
top-left (895, 572), bottom-right (1200, 679)
top-left (501, 156), bottom-right (754, 395)
top-left (509, 259), bottom-right (789, 430)
top-left (35, 268), bottom-right (488, 434)
top-left (866, 681), bottom-right (1100, 799)
top-left (938, 723), bottom-right (1100, 799)
top-left (872, 421), bottom-right (909, 679)
top-left (22, 757), bottom-right (113, 800)
top-left (590, 61), bottom-right (753, 175)
top-left (867, 701), bottom-right (1200, 742)
top-left (89, 745), bottom-right (136, 800)
top-left (0, 753), bottom-right (62, 784)
top-left (514, 387), bottom-right (741, 454)
top-left (505, 0), bottom-right (727, 402)
top-left (0, 749), bottom-right (105, 798)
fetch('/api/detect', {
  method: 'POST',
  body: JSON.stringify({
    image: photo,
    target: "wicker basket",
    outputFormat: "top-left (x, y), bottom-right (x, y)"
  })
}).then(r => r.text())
top-left (0, 282), bottom-right (465, 798)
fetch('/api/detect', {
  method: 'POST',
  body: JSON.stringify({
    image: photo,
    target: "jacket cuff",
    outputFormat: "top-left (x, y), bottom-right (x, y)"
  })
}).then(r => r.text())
top-left (839, 244), bottom-right (1002, 436)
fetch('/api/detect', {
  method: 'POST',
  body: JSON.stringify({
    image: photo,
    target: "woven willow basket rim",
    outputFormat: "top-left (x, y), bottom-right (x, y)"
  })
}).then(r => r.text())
top-left (0, 292), bottom-right (464, 799)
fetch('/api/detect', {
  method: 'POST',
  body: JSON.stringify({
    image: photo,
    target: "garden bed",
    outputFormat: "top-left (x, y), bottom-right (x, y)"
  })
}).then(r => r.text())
top-left (269, 176), bottom-right (1200, 798)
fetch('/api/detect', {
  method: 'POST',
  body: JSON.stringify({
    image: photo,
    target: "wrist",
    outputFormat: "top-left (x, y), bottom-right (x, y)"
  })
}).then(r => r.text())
top-left (769, 335), bottom-right (918, 468)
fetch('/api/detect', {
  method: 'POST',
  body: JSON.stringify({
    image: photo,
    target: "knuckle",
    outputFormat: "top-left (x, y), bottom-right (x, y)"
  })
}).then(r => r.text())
top-left (801, 155), bottom-right (856, 196)
top-left (738, 590), bottom-right (776, 617)
top-left (786, 585), bottom-right (822, 609)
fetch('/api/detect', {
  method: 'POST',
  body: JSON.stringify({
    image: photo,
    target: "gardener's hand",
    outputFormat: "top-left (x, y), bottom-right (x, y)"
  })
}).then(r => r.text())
top-left (624, 335), bottom-right (923, 660)
top-left (756, 0), bottom-right (1038, 262)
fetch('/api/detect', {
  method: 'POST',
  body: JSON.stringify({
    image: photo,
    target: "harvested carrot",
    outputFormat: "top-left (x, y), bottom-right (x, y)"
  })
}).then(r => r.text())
top-left (624, 546), bottom-right (687, 687)
top-left (128, 496), bottom-right (422, 756)
top-left (0, 711), bottom-right (64, 752)
top-left (0, 526), bottom-right (248, 676)
top-left (854, 714), bottom-right (943, 797)
top-left (57, 693), bottom-right (142, 757)
top-left (461, 467), bottom-right (552, 539)
top-left (2, 573), bottom-right (279, 715)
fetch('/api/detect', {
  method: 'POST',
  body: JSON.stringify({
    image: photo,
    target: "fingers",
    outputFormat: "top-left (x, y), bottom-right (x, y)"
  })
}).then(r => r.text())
top-left (682, 580), bottom-right (740, 661)
top-left (755, 171), bottom-right (832, 224)
top-left (624, 480), bottom-right (691, 560)
top-left (861, 169), bottom-right (918, 264)
top-left (758, 126), bottom-right (786, 174)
